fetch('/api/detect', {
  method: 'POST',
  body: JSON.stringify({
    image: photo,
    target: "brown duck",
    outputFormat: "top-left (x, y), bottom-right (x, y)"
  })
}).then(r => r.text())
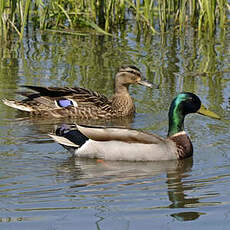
top-left (3, 66), bottom-right (155, 119)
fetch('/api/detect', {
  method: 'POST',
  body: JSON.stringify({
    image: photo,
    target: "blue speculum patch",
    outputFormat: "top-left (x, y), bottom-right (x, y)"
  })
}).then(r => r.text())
top-left (57, 99), bottom-right (73, 107)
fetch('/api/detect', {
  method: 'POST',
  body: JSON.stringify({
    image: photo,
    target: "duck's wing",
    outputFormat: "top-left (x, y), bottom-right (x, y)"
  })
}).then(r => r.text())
top-left (21, 85), bottom-right (110, 107)
top-left (3, 86), bottom-right (111, 112)
top-left (21, 85), bottom-right (78, 97)
top-left (76, 124), bottom-right (165, 144)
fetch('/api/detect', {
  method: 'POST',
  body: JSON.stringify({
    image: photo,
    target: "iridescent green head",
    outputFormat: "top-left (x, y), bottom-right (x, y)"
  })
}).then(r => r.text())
top-left (167, 92), bottom-right (220, 137)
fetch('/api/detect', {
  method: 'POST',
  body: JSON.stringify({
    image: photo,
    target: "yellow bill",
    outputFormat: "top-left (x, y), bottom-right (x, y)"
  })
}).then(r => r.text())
top-left (197, 104), bottom-right (220, 119)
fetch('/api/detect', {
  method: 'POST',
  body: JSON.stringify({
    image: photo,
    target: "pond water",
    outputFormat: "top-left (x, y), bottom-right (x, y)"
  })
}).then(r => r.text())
top-left (0, 25), bottom-right (230, 230)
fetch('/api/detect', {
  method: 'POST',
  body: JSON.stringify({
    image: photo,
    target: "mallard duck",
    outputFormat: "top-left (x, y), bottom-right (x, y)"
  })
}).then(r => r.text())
top-left (2, 66), bottom-right (155, 119)
top-left (49, 92), bottom-right (220, 161)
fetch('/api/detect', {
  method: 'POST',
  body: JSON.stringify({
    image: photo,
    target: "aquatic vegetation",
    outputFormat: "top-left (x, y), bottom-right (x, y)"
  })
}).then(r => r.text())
top-left (0, 0), bottom-right (229, 40)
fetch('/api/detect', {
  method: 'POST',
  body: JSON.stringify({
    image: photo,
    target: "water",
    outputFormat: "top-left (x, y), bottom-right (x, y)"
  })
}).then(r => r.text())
top-left (0, 25), bottom-right (230, 229)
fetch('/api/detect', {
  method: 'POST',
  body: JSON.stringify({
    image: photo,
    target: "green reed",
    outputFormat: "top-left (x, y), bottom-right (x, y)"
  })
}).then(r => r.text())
top-left (0, 0), bottom-right (34, 41)
top-left (0, 0), bottom-right (229, 41)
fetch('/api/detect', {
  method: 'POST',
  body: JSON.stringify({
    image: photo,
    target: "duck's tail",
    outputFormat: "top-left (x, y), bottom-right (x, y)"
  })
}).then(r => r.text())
top-left (49, 124), bottom-right (88, 153)
top-left (48, 134), bottom-right (79, 148)
top-left (2, 99), bottom-right (34, 112)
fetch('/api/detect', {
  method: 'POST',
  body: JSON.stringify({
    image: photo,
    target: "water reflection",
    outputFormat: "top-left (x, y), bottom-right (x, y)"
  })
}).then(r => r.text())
top-left (57, 152), bottom-right (193, 181)
top-left (0, 17), bottom-right (230, 229)
top-left (171, 211), bottom-right (205, 221)
top-left (9, 116), bottom-right (135, 136)
top-left (57, 156), bottom-right (192, 181)
top-left (166, 158), bottom-right (202, 221)
top-left (1, 26), bottom-right (228, 123)
top-left (55, 156), bottom-right (199, 224)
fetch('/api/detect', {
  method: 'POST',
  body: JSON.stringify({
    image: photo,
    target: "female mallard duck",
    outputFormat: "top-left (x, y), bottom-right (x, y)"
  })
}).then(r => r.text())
top-left (49, 92), bottom-right (220, 161)
top-left (2, 66), bottom-right (155, 119)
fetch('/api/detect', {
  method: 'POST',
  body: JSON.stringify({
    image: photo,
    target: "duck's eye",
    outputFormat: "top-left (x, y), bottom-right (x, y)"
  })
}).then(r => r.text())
top-left (129, 70), bottom-right (136, 75)
top-left (129, 70), bottom-right (140, 76)
top-left (131, 76), bottom-right (137, 81)
top-left (191, 97), bottom-right (196, 102)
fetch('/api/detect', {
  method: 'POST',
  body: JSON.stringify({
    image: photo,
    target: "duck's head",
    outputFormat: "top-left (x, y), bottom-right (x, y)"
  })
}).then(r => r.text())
top-left (168, 92), bottom-right (220, 136)
top-left (115, 65), bottom-right (157, 92)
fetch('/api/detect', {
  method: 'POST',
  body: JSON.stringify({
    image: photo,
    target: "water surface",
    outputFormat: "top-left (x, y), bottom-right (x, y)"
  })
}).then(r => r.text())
top-left (0, 26), bottom-right (230, 229)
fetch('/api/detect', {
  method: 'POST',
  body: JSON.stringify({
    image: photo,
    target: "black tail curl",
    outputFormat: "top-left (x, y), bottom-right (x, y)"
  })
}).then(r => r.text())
top-left (55, 124), bottom-right (88, 147)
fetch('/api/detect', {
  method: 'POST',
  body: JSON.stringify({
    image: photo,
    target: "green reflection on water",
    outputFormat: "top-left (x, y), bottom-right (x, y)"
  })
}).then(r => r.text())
top-left (0, 27), bottom-right (228, 109)
top-left (0, 24), bottom-right (229, 228)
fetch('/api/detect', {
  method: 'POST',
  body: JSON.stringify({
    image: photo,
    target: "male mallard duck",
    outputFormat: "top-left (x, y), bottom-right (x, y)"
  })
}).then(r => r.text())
top-left (49, 92), bottom-right (220, 161)
top-left (2, 66), bottom-right (155, 119)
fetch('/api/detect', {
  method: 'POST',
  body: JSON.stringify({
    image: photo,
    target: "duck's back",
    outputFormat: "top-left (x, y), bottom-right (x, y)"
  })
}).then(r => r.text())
top-left (3, 86), bottom-right (115, 118)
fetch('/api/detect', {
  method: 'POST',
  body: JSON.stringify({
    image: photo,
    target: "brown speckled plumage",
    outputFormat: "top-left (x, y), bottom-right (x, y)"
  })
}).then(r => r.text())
top-left (2, 66), bottom-right (153, 119)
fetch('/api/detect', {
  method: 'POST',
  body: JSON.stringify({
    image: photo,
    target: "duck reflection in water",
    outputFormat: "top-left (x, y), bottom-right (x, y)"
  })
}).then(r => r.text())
top-left (166, 158), bottom-right (205, 221)
top-left (55, 154), bottom-right (202, 224)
